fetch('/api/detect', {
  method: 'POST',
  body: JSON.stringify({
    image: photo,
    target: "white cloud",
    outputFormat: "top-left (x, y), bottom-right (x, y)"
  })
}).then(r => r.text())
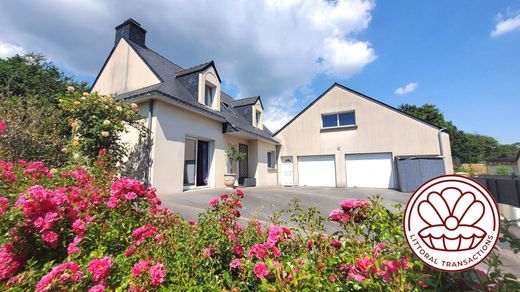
top-left (491, 13), bottom-right (520, 38)
top-left (0, 0), bottom-right (376, 122)
top-left (0, 41), bottom-right (25, 58)
top-left (394, 82), bottom-right (418, 95)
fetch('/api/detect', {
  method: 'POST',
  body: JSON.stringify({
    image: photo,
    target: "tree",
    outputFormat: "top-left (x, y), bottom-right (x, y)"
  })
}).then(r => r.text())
top-left (0, 54), bottom-right (88, 167)
top-left (398, 103), bottom-right (516, 164)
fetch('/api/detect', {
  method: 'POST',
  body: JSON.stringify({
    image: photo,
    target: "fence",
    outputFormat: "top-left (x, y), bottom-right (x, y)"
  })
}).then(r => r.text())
top-left (472, 176), bottom-right (520, 207)
top-left (461, 163), bottom-right (488, 175)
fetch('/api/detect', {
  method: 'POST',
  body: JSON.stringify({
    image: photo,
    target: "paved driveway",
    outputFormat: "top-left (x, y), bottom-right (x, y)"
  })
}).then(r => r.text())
top-left (159, 186), bottom-right (520, 277)
top-left (159, 186), bottom-right (409, 229)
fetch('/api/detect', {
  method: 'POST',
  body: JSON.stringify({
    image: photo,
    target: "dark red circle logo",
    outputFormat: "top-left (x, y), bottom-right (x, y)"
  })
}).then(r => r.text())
top-left (403, 175), bottom-right (500, 272)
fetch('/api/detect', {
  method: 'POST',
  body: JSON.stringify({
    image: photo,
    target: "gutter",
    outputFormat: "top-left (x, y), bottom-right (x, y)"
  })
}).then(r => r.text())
top-left (437, 128), bottom-right (446, 157)
top-left (144, 99), bottom-right (154, 187)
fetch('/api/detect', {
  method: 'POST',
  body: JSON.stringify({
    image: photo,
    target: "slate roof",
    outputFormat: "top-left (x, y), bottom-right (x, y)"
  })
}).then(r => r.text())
top-left (111, 39), bottom-right (277, 144)
top-left (231, 96), bottom-right (260, 107)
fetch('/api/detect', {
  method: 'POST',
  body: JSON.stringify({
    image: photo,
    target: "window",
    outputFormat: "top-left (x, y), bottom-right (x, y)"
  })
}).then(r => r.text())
top-left (255, 110), bottom-right (262, 127)
top-left (321, 112), bottom-right (356, 128)
top-left (267, 151), bottom-right (276, 169)
top-left (204, 84), bottom-right (215, 108)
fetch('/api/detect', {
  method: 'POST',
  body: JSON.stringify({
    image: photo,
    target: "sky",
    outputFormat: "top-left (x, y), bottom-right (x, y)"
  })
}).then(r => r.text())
top-left (0, 0), bottom-right (518, 144)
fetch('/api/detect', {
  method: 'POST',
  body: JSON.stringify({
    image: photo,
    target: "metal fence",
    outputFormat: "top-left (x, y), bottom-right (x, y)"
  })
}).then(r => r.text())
top-left (472, 176), bottom-right (520, 207)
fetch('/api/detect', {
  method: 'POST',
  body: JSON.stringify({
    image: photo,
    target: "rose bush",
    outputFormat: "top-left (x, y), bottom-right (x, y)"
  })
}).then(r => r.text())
top-left (0, 157), bottom-right (519, 291)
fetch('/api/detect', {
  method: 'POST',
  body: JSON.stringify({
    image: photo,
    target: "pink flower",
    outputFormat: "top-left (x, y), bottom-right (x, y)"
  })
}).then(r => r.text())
top-left (124, 192), bottom-right (137, 200)
top-left (329, 274), bottom-right (336, 282)
top-left (331, 239), bottom-right (342, 248)
top-left (328, 209), bottom-right (344, 221)
top-left (72, 219), bottom-right (86, 235)
top-left (0, 244), bottom-right (22, 280)
top-left (219, 194), bottom-right (229, 200)
top-left (341, 199), bottom-right (368, 210)
top-left (253, 262), bottom-right (269, 278)
top-left (149, 263), bottom-right (167, 286)
top-left (372, 243), bottom-right (387, 255)
top-left (230, 259), bottom-right (242, 268)
top-left (36, 262), bottom-right (80, 292)
top-left (41, 231), bottom-right (59, 245)
top-left (232, 244), bottom-right (244, 255)
top-left (235, 188), bottom-right (244, 197)
top-left (355, 257), bottom-right (378, 274)
top-left (348, 273), bottom-right (367, 282)
top-left (188, 219), bottom-right (196, 225)
top-left (209, 198), bottom-right (220, 207)
top-left (203, 246), bottom-right (215, 258)
top-left (88, 283), bottom-right (106, 292)
top-left (106, 197), bottom-right (119, 208)
top-left (0, 120), bottom-right (6, 136)
top-left (132, 260), bottom-right (151, 276)
top-left (268, 225), bottom-right (282, 243)
top-left (87, 257), bottom-right (113, 282)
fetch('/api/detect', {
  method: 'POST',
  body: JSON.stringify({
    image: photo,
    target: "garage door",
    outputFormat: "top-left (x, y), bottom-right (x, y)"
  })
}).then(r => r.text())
top-left (345, 153), bottom-right (395, 188)
top-left (298, 156), bottom-right (336, 187)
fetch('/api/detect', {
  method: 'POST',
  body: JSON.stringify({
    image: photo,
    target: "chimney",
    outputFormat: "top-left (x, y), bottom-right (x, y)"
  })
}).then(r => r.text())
top-left (114, 18), bottom-right (146, 47)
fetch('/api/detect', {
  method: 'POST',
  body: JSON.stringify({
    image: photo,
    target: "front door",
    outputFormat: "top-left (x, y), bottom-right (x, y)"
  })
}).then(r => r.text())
top-left (281, 157), bottom-right (293, 186)
top-left (238, 144), bottom-right (248, 185)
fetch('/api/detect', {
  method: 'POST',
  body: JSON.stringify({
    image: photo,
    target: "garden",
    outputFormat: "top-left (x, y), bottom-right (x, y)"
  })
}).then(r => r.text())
top-left (0, 56), bottom-right (519, 291)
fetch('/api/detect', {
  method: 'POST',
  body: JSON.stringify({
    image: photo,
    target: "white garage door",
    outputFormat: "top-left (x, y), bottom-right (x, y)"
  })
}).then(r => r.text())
top-left (345, 153), bottom-right (395, 188)
top-left (298, 156), bottom-right (336, 187)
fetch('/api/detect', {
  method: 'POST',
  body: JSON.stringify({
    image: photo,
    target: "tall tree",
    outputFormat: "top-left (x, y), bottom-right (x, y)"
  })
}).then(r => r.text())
top-left (0, 54), bottom-right (88, 166)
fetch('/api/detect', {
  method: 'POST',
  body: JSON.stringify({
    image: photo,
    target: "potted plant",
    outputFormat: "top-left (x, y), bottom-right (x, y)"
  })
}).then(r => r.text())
top-left (224, 144), bottom-right (246, 188)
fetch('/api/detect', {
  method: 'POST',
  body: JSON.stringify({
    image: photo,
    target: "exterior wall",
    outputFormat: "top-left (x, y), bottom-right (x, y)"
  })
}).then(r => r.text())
top-left (248, 140), bottom-right (278, 186)
top-left (275, 85), bottom-right (454, 188)
top-left (91, 39), bottom-right (160, 95)
top-left (149, 100), bottom-right (276, 194)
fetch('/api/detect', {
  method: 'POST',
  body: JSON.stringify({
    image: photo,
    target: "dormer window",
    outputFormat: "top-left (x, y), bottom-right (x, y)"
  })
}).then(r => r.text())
top-left (204, 83), bottom-right (215, 108)
top-left (256, 111), bottom-right (261, 126)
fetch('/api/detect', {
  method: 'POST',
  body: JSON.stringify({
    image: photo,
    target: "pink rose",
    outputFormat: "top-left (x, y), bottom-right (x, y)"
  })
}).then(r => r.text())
top-left (208, 198), bottom-right (219, 207)
top-left (328, 209), bottom-right (344, 221)
top-left (331, 239), bottom-right (342, 248)
top-left (41, 231), bottom-right (59, 245)
top-left (230, 259), bottom-right (241, 268)
top-left (87, 257), bottom-right (113, 282)
top-left (149, 263), bottom-right (167, 286)
top-left (88, 283), bottom-right (106, 292)
top-left (253, 262), bottom-right (269, 278)
top-left (132, 260), bottom-right (150, 276)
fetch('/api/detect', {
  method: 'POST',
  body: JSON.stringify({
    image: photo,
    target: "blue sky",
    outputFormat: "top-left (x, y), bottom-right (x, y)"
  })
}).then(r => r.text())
top-left (0, 0), bottom-right (518, 143)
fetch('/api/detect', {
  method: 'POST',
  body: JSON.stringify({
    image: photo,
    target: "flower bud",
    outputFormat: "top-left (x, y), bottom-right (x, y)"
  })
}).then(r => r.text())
top-left (101, 131), bottom-right (110, 138)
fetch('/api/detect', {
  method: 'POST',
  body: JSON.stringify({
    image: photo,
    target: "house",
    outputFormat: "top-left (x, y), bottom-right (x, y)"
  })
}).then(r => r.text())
top-left (91, 19), bottom-right (278, 194)
top-left (92, 18), bottom-right (454, 194)
top-left (274, 84), bottom-right (454, 191)
top-left (486, 151), bottom-right (520, 175)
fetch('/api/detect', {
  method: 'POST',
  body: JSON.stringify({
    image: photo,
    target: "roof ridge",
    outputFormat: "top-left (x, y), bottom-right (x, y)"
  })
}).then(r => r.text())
top-left (178, 60), bottom-right (212, 72)
top-left (128, 39), bottom-right (185, 71)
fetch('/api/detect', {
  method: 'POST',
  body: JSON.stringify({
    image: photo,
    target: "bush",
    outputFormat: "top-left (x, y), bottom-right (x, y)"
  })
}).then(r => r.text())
top-left (0, 159), bottom-right (518, 291)
top-left (496, 165), bottom-right (511, 176)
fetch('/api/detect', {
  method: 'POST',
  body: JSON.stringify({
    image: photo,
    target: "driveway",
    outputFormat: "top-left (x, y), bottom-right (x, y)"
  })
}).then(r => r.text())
top-left (159, 186), bottom-right (520, 277)
top-left (159, 186), bottom-right (409, 230)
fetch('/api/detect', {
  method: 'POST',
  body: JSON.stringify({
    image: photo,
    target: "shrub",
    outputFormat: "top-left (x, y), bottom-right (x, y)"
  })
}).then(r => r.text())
top-left (59, 87), bottom-right (145, 168)
top-left (0, 159), bottom-right (518, 291)
top-left (496, 165), bottom-right (511, 176)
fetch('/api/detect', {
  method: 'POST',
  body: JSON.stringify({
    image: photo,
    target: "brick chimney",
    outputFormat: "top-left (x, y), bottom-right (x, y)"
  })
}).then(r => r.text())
top-left (114, 18), bottom-right (146, 47)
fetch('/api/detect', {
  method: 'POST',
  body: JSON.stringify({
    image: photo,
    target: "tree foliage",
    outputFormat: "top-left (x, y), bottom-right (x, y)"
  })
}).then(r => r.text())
top-left (399, 103), bottom-right (519, 163)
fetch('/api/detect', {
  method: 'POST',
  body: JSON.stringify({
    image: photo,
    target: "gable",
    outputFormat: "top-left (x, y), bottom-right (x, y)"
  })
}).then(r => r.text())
top-left (91, 38), bottom-right (161, 95)
top-left (275, 83), bottom-right (440, 137)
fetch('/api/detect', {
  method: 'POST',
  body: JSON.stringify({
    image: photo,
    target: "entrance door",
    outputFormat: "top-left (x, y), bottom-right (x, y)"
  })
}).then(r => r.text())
top-left (183, 138), bottom-right (210, 188)
top-left (238, 144), bottom-right (248, 185)
top-left (281, 157), bottom-right (293, 186)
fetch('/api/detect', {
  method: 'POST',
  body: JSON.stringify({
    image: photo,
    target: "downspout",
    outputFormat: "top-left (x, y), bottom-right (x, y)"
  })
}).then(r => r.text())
top-left (144, 99), bottom-right (154, 187)
top-left (437, 128), bottom-right (446, 157)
